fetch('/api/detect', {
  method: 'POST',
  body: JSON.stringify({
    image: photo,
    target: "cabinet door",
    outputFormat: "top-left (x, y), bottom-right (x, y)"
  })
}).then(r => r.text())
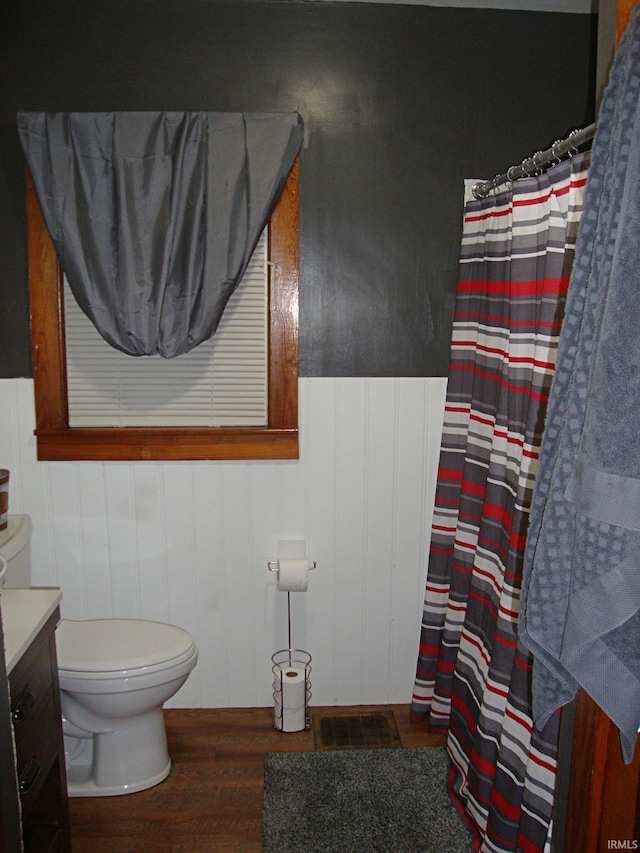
top-left (0, 599), bottom-right (23, 852)
top-left (8, 610), bottom-right (71, 853)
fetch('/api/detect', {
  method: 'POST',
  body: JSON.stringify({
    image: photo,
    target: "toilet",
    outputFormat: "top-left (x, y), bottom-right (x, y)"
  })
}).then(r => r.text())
top-left (0, 515), bottom-right (198, 797)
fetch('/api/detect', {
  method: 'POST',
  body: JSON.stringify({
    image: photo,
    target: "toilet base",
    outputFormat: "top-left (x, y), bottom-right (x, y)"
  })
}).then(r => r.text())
top-left (66, 756), bottom-right (172, 797)
top-left (63, 706), bottom-right (173, 797)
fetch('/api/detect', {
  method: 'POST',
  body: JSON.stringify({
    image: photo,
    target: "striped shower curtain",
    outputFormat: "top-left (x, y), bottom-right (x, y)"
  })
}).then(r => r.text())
top-left (411, 153), bottom-right (589, 853)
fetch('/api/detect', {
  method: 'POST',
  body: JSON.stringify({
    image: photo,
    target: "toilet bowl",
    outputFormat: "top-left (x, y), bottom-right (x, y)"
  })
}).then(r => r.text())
top-left (0, 515), bottom-right (199, 798)
top-left (56, 618), bottom-right (198, 797)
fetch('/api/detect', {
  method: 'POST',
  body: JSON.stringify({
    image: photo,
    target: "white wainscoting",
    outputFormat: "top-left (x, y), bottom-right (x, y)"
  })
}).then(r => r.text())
top-left (0, 376), bottom-right (446, 709)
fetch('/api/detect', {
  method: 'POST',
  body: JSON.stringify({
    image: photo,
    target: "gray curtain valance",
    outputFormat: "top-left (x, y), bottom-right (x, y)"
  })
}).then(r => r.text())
top-left (18, 111), bottom-right (303, 358)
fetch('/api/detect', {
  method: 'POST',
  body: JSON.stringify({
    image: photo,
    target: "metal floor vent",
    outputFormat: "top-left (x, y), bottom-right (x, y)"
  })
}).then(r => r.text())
top-left (313, 710), bottom-right (402, 751)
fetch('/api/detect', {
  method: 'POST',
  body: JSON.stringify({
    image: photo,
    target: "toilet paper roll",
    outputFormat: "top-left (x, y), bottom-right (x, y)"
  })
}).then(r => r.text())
top-left (274, 709), bottom-right (307, 732)
top-left (274, 694), bottom-right (307, 713)
top-left (277, 558), bottom-right (309, 592)
top-left (274, 707), bottom-right (306, 731)
top-left (275, 666), bottom-right (307, 708)
top-left (273, 665), bottom-right (307, 731)
top-left (281, 704), bottom-right (307, 732)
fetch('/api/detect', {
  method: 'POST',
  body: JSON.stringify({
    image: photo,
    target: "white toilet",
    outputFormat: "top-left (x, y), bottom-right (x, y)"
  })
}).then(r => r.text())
top-left (0, 515), bottom-right (198, 797)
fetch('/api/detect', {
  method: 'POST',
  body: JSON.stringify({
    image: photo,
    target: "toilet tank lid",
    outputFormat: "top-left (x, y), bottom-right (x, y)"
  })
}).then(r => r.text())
top-left (0, 515), bottom-right (32, 561)
top-left (56, 618), bottom-right (196, 672)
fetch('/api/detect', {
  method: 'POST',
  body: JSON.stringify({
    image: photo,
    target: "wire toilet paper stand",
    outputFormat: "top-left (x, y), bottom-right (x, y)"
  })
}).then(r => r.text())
top-left (271, 647), bottom-right (312, 732)
top-left (268, 550), bottom-right (316, 732)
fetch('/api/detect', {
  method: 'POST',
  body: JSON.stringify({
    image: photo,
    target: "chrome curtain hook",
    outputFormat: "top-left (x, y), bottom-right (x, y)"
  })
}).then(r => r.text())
top-left (549, 140), bottom-right (563, 166)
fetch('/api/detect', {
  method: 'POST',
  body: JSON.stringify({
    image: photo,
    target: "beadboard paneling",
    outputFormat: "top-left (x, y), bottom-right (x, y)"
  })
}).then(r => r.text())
top-left (0, 377), bottom-right (446, 708)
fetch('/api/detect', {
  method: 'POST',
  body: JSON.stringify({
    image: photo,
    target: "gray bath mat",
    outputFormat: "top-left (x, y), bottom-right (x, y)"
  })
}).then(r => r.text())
top-left (263, 746), bottom-right (472, 852)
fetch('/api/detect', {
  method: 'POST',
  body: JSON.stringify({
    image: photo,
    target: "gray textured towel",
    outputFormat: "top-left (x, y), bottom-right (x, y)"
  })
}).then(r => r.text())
top-left (520, 4), bottom-right (640, 763)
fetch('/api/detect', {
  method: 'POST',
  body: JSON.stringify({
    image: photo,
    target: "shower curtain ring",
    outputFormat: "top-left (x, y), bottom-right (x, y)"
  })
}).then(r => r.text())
top-left (549, 141), bottom-right (563, 165)
top-left (531, 151), bottom-right (544, 176)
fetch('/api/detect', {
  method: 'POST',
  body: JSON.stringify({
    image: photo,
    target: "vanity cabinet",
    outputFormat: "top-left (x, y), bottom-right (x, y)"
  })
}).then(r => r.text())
top-left (8, 607), bottom-right (71, 852)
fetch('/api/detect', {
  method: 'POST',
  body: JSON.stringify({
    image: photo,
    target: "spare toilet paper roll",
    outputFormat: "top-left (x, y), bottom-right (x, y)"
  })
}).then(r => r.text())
top-left (274, 703), bottom-right (307, 732)
top-left (275, 666), bottom-right (307, 708)
top-left (281, 704), bottom-right (306, 732)
top-left (277, 558), bottom-right (309, 592)
top-left (273, 666), bottom-right (307, 731)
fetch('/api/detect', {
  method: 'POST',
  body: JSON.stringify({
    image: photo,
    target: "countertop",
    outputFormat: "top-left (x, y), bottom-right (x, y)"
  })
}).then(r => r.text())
top-left (0, 588), bottom-right (62, 674)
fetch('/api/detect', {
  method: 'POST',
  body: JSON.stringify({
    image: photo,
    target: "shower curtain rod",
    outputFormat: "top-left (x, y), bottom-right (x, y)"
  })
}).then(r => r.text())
top-left (472, 122), bottom-right (596, 200)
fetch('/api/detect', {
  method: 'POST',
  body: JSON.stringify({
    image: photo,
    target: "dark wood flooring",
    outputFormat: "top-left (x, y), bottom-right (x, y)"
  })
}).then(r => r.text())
top-left (68, 704), bottom-right (446, 852)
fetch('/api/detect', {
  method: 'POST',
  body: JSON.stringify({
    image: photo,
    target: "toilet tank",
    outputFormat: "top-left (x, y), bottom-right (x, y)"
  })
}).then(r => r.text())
top-left (0, 515), bottom-right (33, 588)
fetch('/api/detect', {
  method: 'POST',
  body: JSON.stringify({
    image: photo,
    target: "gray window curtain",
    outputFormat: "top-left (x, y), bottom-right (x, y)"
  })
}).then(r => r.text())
top-left (18, 111), bottom-right (303, 358)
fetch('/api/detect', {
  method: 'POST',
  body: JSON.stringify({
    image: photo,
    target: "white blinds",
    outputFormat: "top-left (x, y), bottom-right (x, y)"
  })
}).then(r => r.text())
top-left (65, 231), bottom-right (268, 428)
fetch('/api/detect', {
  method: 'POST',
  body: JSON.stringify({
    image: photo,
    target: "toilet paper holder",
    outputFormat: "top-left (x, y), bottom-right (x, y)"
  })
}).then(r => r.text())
top-left (267, 537), bottom-right (317, 575)
top-left (268, 540), bottom-right (315, 732)
top-left (272, 648), bottom-right (312, 732)
top-left (267, 560), bottom-right (317, 573)
top-left (267, 549), bottom-right (317, 650)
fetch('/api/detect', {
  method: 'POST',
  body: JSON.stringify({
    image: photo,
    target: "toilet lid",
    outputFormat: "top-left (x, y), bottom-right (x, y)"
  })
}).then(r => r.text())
top-left (56, 619), bottom-right (196, 673)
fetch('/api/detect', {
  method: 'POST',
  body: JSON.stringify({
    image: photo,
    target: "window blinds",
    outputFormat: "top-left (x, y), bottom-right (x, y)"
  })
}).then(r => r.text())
top-left (65, 231), bottom-right (268, 428)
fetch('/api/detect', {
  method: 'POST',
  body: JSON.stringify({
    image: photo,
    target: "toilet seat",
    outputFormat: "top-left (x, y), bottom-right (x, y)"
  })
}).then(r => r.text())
top-left (57, 619), bottom-right (197, 678)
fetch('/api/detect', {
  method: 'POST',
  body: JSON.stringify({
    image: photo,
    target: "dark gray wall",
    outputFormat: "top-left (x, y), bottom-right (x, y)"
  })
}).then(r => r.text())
top-left (0, 1), bottom-right (596, 378)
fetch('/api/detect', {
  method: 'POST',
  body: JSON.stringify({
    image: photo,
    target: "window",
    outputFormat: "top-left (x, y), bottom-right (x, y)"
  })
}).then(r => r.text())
top-left (26, 160), bottom-right (299, 461)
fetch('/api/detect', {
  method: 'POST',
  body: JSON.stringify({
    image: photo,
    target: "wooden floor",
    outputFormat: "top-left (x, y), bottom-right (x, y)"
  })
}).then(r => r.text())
top-left (68, 705), bottom-right (446, 852)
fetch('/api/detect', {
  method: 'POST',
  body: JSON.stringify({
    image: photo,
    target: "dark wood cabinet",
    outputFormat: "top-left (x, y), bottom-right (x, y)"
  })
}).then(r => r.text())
top-left (8, 608), bottom-right (71, 852)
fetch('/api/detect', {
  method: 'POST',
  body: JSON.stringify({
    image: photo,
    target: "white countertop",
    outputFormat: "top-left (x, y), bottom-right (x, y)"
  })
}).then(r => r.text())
top-left (0, 588), bottom-right (62, 674)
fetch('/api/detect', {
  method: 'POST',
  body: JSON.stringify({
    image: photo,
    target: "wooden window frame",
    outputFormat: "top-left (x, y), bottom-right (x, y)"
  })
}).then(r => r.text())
top-left (26, 160), bottom-right (299, 461)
